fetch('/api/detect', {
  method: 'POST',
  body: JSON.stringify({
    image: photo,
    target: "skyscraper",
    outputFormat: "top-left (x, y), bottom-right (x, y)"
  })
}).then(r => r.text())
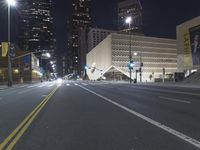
top-left (18, 0), bottom-right (55, 53)
top-left (118, 0), bottom-right (143, 34)
top-left (69, 0), bottom-right (92, 75)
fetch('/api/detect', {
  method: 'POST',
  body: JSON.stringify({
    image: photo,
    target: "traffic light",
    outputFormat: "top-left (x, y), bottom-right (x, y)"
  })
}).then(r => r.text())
top-left (129, 60), bottom-right (134, 69)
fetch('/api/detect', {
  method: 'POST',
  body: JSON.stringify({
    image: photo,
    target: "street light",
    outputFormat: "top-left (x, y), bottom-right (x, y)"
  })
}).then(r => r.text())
top-left (46, 53), bottom-right (51, 58)
top-left (7, 0), bottom-right (16, 87)
top-left (133, 52), bottom-right (143, 82)
top-left (7, 0), bottom-right (16, 6)
top-left (125, 16), bottom-right (133, 84)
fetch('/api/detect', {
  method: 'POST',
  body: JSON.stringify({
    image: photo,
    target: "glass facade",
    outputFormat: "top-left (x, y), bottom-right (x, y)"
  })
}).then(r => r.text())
top-left (18, 0), bottom-right (54, 54)
top-left (70, 0), bottom-right (92, 74)
top-left (118, 0), bottom-right (143, 34)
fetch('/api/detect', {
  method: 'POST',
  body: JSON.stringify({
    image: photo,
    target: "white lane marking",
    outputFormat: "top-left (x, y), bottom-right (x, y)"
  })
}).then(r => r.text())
top-left (74, 83), bottom-right (78, 86)
top-left (131, 86), bottom-right (200, 96)
top-left (18, 90), bottom-right (29, 94)
top-left (41, 95), bottom-right (48, 98)
top-left (66, 84), bottom-right (70, 86)
top-left (48, 84), bottom-right (54, 87)
top-left (78, 85), bottom-right (200, 149)
top-left (20, 85), bottom-right (26, 88)
top-left (82, 83), bottom-right (88, 86)
top-left (28, 85), bottom-right (37, 88)
top-left (159, 96), bottom-right (191, 104)
top-left (38, 84), bottom-right (46, 88)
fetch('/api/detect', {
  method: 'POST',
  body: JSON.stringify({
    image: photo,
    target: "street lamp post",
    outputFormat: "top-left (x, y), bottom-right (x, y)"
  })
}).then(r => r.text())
top-left (7, 0), bottom-right (16, 87)
top-left (134, 52), bottom-right (143, 82)
top-left (125, 16), bottom-right (132, 84)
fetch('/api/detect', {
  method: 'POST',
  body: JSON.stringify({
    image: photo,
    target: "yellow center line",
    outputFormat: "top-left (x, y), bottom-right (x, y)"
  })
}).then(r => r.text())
top-left (0, 86), bottom-right (59, 150)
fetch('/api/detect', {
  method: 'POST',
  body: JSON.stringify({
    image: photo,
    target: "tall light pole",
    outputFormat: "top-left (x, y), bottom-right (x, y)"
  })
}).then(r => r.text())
top-left (125, 16), bottom-right (132, 84)
top-left (134, 52), bottom-right (143, 82)
top-left (7, 0), bottom-right (16, 87)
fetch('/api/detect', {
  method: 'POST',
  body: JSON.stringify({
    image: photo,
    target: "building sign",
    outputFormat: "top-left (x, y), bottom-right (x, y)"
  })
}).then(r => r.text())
top-left (31, 54), bottom-right (39, 70)
top-left (183, 30), bottom-right (192, 67)
top-left (189, 25), bottom-right (200, 66)
top-left (1, 42), bottom-right (8, 57)
top-left (23, 55), bottom-right (31, 71)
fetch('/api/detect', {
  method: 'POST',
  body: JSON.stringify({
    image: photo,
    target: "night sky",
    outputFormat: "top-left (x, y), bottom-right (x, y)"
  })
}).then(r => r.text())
top-left (1, 0), bottom-right (200, 54)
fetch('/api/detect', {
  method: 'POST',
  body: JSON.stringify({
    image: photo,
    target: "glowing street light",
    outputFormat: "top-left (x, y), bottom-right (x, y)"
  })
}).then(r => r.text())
top-left (134, 52), bottom-right (138, 56)
top-left (7, 0), bottom-right (16, 6)
top-left (46, 53), bottom-right (51, 58)
top-left (125, 16), bottom-right (133, 84)
top-left (125, 16), bottom-right (132, 25)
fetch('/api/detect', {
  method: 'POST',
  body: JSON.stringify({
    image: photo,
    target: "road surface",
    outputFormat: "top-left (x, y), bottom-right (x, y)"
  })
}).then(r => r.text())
top-left (0, 80), bottom-right (200, 150)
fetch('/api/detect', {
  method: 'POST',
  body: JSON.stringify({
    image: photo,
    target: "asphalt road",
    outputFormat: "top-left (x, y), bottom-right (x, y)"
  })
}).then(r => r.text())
top-left (0, 80), bottom-right (200, 150)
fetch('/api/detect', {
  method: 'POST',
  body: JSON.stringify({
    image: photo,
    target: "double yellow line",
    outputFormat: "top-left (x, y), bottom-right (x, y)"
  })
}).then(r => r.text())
top-left (0, 86), bottom-right (59, 150)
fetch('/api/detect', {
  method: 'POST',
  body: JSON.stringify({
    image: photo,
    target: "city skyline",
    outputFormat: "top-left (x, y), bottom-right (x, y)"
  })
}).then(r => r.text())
top-left (1, 0), bottom-right (200, 42)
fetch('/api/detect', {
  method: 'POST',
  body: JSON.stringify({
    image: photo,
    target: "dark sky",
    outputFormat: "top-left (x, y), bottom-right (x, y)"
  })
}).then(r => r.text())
top-left (92, 0), bottom-right (200, 38)
top-left (1, 0), bottom-right (200, 53)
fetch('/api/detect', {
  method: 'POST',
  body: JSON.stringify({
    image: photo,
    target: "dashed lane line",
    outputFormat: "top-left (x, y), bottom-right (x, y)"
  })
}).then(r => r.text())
top-left (159, 96), bottom-right (191, 104)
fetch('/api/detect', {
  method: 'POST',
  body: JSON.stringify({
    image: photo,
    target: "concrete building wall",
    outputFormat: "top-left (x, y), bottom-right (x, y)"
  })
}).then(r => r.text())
top-left (86, 35), bottom-right (112, 80)
top-left (111, 33), bottom-right (177, 82)
top-left (176, 16), bottom-right (200, 72)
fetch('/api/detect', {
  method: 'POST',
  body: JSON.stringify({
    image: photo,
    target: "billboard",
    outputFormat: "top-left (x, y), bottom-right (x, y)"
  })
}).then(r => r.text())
top-left (189, 25), bottom-right (200, 66)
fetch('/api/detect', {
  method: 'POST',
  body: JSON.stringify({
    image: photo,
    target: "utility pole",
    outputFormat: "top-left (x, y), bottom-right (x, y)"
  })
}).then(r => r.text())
top-left (8, 3), bottom-right (12, 87)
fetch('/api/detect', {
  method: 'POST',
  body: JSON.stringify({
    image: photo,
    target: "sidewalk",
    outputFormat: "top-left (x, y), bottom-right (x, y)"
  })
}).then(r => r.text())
top-left (0, 81), bottom-right (42, 90)
top-left (101, 80), bottom-right (200, 88)
top-left (136, 82), bottom-right (200, 89)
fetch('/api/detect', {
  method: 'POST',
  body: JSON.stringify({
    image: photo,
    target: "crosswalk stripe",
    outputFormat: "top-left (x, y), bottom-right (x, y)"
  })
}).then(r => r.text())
top-left (48, 84), bottom-right (54, 87)
top-left (28, 85), bottom-right (37, 88)
top-left (20, 85), bottom-right (26, 88)
top-left (38, 85), bottom-right (46, 87)
top-left (82, 83), bottom-right (88, 86)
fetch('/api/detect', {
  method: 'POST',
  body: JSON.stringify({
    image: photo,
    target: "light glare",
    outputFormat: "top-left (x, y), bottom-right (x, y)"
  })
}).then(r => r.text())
top-left (57, 78), bottom-right (62, 84)
top-left (125, 16), bottom-right (132, 24)
top-left (7, 0), bottom-right (16, 6)
top-left (46, 53), bottom-right (51, 58)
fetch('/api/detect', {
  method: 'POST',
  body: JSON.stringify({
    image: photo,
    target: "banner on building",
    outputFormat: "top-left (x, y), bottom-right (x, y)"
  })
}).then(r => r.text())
top-left (189, 25), bottom-right (200, 66)
top-left (1, 42), bottom-right (8, 57)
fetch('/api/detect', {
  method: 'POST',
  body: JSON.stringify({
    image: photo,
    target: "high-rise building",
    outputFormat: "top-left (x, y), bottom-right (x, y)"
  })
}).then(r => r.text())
top-left (18, 0), bottom-right (55, 54)
top-left (88, 28), bottom-right (115, 52)
top-left (118, 0), bottom-right (143, 34)
top-left (70, 0), bottom-right (92, 75)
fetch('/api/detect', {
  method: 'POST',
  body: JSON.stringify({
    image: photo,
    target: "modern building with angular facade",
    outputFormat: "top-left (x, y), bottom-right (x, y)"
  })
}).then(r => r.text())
top-left (86, 33), bottom-right (177, 82)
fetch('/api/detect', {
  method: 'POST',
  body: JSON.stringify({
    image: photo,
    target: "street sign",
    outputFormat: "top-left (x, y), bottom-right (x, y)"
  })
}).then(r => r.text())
top-left (128, 60), bottom-right (134, 69)
top-left (1, 42), bottom-right (8, 57)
